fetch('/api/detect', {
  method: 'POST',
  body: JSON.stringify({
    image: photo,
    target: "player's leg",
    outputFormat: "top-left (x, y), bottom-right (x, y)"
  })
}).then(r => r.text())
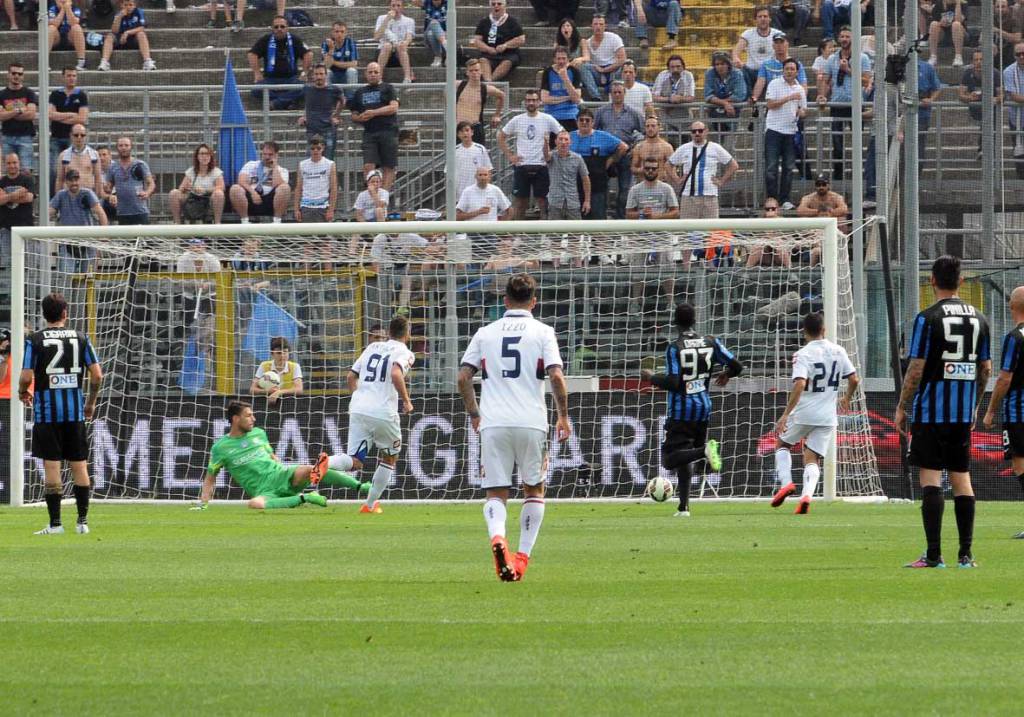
top-left (291, 464), bottom-right (363, 493)
top-left (793, 428), bottom-right (828, 514)
top-left (362, 453), bottom-right (395, 513)
top-left (512, 429), bottom-right (548, 580)
top-left (39, 460), bottom-right (66, 534)
top-left (481, 428), bottom-right (517, 581)
top-left (69, 461), bottom-right (91, 532)
top-left (905, 424), bottom-right (949, 567)
top-left (1005, 427), bottom-right (1024, 538)
top-left (771, 433), bottom-right (799, 508)
top-left (359, 416), bottom-right (402, 513)
top-left (947, 425), bottom-right (976, 567)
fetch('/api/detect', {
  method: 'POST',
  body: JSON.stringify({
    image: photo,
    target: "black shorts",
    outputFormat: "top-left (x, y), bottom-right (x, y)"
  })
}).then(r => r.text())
top-left (661, 420), bottom-right (707, 468)
top-left (113, 34), bottom-right (140, 50)
top-left (1004, 424), bottom-right (1024, 461)
top-left (247, 188), bottom-right (278, 217)
top-left (512, 165), bottom-right (549, 199)
top-left (470, 122), bottom-right (486, 146)
top-left (33, 421), bottom-right (89, 462)
top-left (486, 51), bottom-right (520, 70)
top-left (908, 423), bottom-right (972, 473)
top-left (54, 34), bottom-right (75, 51)
top-left (362, 130), bottom-right (399, 169)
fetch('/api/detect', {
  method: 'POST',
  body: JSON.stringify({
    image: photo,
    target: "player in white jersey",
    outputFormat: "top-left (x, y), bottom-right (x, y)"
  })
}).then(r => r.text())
top-left (311, 316), bottom-right (415, 514)
top-left (771, 312), bottom-right (860, 514)
top-left (457, 273), bottom-right (571, 582)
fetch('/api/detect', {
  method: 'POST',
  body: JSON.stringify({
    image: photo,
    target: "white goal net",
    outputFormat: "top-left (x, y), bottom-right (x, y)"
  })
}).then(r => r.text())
top-left (8, 219), bottom-right (882, 504)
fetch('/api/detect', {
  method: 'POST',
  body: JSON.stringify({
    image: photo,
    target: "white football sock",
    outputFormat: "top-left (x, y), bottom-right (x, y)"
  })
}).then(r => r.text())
top-left (364, 463), bottom-right (393, 506)
top-left (518, 497), bottom-right (546, 556)
top-left (801, 463), bottom-right (820, 499)
top-left (272, 216), bottom-right (282, 223)
top-left (775, 448), bottom-right (793, 487)
top-left (241, 217), bottom-right (250, 224)
top-left (328, 453), bottom-right (354, 471)
top-left (483, 498), bottom-right (507, 539)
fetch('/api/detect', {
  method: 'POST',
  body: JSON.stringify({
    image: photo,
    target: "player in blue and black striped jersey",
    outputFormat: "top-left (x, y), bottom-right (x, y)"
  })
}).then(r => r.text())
top-left (641, 302), bottom-right (744, 516)
top-left (983, 285), bottom-right (1024, 538)
top-left (19, 293), bottom-right (103, 536)
top-left (895, 256), bottom-right (992, 568)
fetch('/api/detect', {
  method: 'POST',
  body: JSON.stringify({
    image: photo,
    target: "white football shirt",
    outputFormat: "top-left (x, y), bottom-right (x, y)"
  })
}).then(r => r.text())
top-left (460, 309), bottom-right (563, 433)
top-left (501, 112), bottom-right (563, 166)
top-left (789, 338), bottom-right (856, 426)
top-left (298, 157), bottom-right (335, 207)
top-left (350, 339), bottom-right (416, 420)
top-left (740, 27), bottom-right (781, 70)
top-left (669, 140), bottom-right (733, 197)
top-left (457, 183), bottom-right (511, 222)
top-left (455, 142), bottom-right (493, 199)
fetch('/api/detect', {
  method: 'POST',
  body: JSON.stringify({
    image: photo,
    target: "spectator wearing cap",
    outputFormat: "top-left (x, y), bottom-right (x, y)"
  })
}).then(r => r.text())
top-left (104, 134), bottom-right (154, 225)
top-left (350, 62), bottom-right (400, 190)
top-left (750, 34), bottom-right (807, 104)
top-left (295, 134), bottom-right (337, 223)
top-left (49, 167), bottom-right (108, 277)
top-left (169, 143), bottom-right (225, 224)
top-left (299, 63), bottom-right (344, 160)
top-left (353, 169), bottom-right (389, 222)
top-left (764, 58), bottom-right (806, 210)
top-left (569, 107), bottom-right (628, 221)
top-left (230, 140), bottom-right (291, 224)
top-left (248, 16), bottom-right (314, 111)
top-left (733, 6), bottom-right (782, 92)
top-left (176, 237), bottom-right (222, 380)
top-left (796, 174), bottom-right (849, 258)
top-left (704, 52), bottom-right (748, 150)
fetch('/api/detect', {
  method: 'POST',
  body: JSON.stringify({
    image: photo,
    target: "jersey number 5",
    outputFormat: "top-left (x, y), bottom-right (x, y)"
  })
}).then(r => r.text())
top-left (501, 336), bottom-right (522, 378)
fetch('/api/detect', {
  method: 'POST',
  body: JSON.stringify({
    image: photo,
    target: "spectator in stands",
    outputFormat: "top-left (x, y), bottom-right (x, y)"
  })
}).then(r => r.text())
top-left (0, 153), bottom-right (35, 274)
top-left (528, 0), bottom-right (576, 27)
top-left (455, 120), bottom-right (492, 199)
top-left (926, 0), bottom-right (966, 68)
top-left (819, 27), bottom-right (871, 180)
top-left (823, 0), bottom-right (871, 41)
top-left (456, 58), bottom-right (506, 146)
top-left (48, 67), bottom-right (88, 186)
top-left (0, 63), bottom-right (38, 170)
top-left (751, 34), bottom-right (807, 104)
top-left (994, 0), bottom-right (1024, 70)
top-left (704, 52), bottom-right (747, 150)
top-left (471, 0), bottom-right (526, 82)
top-left (176, 238), bottom-right (220, 376)
top-left (746, 198), bottom-right (791, 268)
top-left (234, 0), bottom-right (286, 32)
top-left (554, 18), bottom-right (588, 69)
top-left (231, 237), bottom-right (272, 320)
top-left (47, 0), bottom-right (86, 71)
top-left (423, 0), bottom-right (447, 68)
top-left (248, 16), bottom-right (313, 111)
top-left (960, 49), bottom-right (1002, 158)
top-left (631, 0), bottom-right (683, 51)
top-left (56, 124), bottom-right (102, 195)
top-left (169, 143), bottom-right (225, 224)
top-left (294, 134), bottom-right (337, 223)
top-left (764, 58), bottom-right (806, 211)
top-left (541, 46), bottom-right (583, 131)
top-left (594, 0), bottom-right (629, 28)
top-left (580, 15), bottom-right (626, 101)
top-left (104, 135), bottom-right (153, 225)
top-left (456, 166), bottom-right (511, 221)
top-left (207, 0), bottom-right (240, 30)
top-left (626, 157), bottom-right (678, 315)
top-left (914, 54), bottom-right (942, 153)
top-left (772, 0), bottom-right (810, 47)
top-left (98, 0), bottom-right (156, 72)
top-left (733, 6), bottom-right (781, 92)
top-left (796, 174), bottom-right (849, 245)
top-left (812, 38), bottom-right (836, 99)
top-left (652, 54), bottom-right (696, 106)
top-left (354, 169), bottom-right (389, 222)
top-left (668, 120), bottom-right (737, 220)
top-left (49, 169), bottom-right (107, 276)
top-left (595, 81), bottom-right (644, 219)
top-left (499, 88), bottom-right (561, 219)
top-left (96, 145), bottom-right (116, 222)
top-left (375, 0), bottom-right (416, 84)
top-left (3, 0), bottom-right (18, 30)
top-left (251, 336), bottom-right (304, 406)
top-left (322, 21), bottom-right (359, 85)
top-left (621, 60), bottom-right (653, 116)
top-left (350, 62), bottom-right (400, 190)
top-left (547, 130), bottom-right (590, 220)
top-left (299, 63), bottom-right (344, 160)
top-left (230, 140), bottom-right (291, 223)
top-left (570, 107), bottom-right (627, 220)
top-left (631, 116), bottom-right (674, 183)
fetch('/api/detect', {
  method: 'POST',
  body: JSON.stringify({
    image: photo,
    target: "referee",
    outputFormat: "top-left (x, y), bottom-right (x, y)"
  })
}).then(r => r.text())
top-left (19, 293), bottom-right (102, 535)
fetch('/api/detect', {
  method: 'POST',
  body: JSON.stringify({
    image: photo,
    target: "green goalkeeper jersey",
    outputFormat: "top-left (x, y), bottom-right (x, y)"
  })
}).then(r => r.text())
top-left (207, 428), bottom-right (295, 497)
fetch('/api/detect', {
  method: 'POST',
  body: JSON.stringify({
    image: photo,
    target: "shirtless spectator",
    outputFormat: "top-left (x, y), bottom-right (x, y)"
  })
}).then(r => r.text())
top-left (456, 58), bottom-right (506, 146)
top-left (631, 115), bottom-right (674, 183)
top-left (56, 123), bottom-right (102, 194)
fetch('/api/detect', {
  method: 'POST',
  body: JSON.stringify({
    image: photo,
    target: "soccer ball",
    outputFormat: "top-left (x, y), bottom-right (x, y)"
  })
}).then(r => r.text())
top-left (647, 476), bottom-right (674, 503)
top-left (257, 371), bottom-right (281, 391)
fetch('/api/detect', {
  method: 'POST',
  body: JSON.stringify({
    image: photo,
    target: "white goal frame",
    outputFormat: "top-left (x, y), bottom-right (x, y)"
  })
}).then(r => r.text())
top-left (9, 218), bottom-right (841, 507)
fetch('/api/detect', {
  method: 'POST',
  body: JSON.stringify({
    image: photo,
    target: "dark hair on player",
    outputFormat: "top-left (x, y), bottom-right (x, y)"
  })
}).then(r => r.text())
top-left (931, 255), bottom-right (961, 291)
top-left (674, 302), bottom-right (696, 330)
top-left (505, 273), bottom-right (537, 304)
top-left (389, 315), bottom-right (410, 339)
top-left (41, 293), bottom-right (69, 323)
top-left (226, 400), bottom-right (252, 421)
top-left (270, 336), bottom-right (290, 351)
top-left (802, 311), bottom-right (825, 337)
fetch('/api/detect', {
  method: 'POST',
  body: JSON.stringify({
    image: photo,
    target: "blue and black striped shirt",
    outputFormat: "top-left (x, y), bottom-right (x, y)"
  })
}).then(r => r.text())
top-left (999, 323), bottom-right (1024, 424)
top-left (23, 328), bottom-right (99, 424)
top-left (663, 332), bottom-right (740, 423)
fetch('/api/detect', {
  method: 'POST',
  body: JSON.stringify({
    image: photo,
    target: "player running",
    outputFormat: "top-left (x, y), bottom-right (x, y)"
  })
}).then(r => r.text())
top-left (311, 315), bottom-right (415, 514)
top-left (457, 273), bottom-right (572, 582)
top-left (641, 302), bottom-right (743, 517)
top-left (21, 293), bottom-right (102, 535)
top-left (982, 285), bottom-right (1024, 538)
top-left (896, 256), bottom-right (991, 568)
top-left (771, 311), bottom-right (860, 515)
top-left (196, 401), bottom-right (366, 510)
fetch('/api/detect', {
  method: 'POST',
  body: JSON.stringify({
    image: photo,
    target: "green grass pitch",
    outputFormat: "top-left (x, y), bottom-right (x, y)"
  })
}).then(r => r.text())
top-left (2, 501), bottom-right (1023, 715)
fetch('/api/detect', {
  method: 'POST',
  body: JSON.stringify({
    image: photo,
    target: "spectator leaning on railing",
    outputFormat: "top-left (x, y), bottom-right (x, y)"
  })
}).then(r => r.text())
top-left (621, 60), bottom-right (653, 117)
top-left (704, 52), bottom-right (748, 150)
top-left (652, 54), bottom-right (695, 105)
top-left (350, 62), bottom-right (400, 191)
top-left (0, 153), bottom-right (35, 276)
top-left (0, 63), bottom-right (38, 171)
top-left (169, 143), bottom-right (225, 224)
top-left (47, 0), bottom-right (87, 71)
top-left (375, 0), bottom-right (416, 84)
top-left (322, 21), bottom-right (360, 85)
top-left (294, 134), bottom-right (338, 223)
top-left (248, 16), bottom-right (313, 111)
top-left (98, 0), bottom-right (156, 72)
top-left (299, 63), bottom-right (344, 160)
top-left (471, 0), bottom-right (526, 82)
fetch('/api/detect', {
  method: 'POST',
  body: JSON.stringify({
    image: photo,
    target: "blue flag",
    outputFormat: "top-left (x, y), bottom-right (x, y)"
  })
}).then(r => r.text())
top-left (218, 57), bottom-right (258, 188)
top-left (178, 337), bottom-right (206, 395)
top-left (243, 294), bottom-right (300, 361)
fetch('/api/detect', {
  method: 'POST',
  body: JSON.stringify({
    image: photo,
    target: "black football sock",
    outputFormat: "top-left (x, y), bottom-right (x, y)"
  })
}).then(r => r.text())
top-left (1017, 473), bottom-right (1024, 495)
top-left (664, 446), bottom-right (705, 470)
top-left (45, 491), bottom-right (62, 528)
top-left (953, 495), bottom-right (976, 560)
top-left (921, 486), bottom-right (944, 562)
top-left (73, 484), bottom-right (90, 523)
top-left (676, 464), bottom-right (691, 512)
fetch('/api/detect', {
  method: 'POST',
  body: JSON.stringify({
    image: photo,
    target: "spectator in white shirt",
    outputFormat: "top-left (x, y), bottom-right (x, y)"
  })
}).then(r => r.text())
top-left (229, 140), bottom-right (290, 223)
top-left (498, 89), bottom-right (562, 219)
top-left (375, 0), bottom-right (416, 84)
top-left (169, 143), bottom-right (225, 224)
top-left (581, 15), bottom-right (627, 101)
top-left (354, 169), bottom-right (389, 222)
top-left (668, 121), bottom-right (738, 219)
top-left (621, 60), bottom-right (653, 117)
top-left (764, 58), bottom-right (807, 209)
top-left (732, 6), bottom-right (782, 91)
top-left (456, 166), bottom-right (511, 221)
top-left (294, 134), bottom-right (338, 222)
top-left (455, 120), bottom-right (493, 199)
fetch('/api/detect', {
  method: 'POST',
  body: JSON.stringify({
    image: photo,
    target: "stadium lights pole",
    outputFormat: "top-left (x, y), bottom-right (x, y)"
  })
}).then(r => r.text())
top-left (850, 0), bottom-right (865, 362)
top-left (444, 0), bottom-right (459, 388)
top-left (902, 3), bottom-right (921, 337)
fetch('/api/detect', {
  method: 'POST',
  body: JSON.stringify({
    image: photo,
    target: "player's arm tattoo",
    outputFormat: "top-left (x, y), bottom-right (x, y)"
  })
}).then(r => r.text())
top-left (548, 366), bottom-right (570, 419)
top-left (457, 364), bottom-right (480, 418)
top-left (898, 359), bottom-right (925, 411)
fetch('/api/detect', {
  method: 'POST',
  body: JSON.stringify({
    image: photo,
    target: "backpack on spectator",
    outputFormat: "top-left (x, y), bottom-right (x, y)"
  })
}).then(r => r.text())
top-left (284, 9), bottom-right (314, 27)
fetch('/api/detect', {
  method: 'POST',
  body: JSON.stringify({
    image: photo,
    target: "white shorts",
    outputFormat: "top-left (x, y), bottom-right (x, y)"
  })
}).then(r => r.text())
top-left (347, 413), bottom-right (403, 458)
top-left (779, 422), bottom-right (833, 458)
top-left (480, 427), bottom-right (548, 490)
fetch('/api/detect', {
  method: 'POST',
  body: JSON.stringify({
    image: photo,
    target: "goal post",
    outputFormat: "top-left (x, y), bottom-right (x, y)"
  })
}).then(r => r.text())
top-left (9, 217), bottom-right (877, 506)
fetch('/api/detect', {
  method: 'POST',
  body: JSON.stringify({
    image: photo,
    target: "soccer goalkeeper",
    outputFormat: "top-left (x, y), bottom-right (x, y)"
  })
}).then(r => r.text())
top-left (194, 401), bottom-right (368, 510)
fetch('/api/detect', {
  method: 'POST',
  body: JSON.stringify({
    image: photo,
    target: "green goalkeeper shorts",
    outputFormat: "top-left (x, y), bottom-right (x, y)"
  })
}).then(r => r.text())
top-left (250, 464), bottom-right (300, 498)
